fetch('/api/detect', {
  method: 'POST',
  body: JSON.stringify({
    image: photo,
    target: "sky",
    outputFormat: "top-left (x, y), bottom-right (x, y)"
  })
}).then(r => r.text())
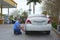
top-left (3, 0), bottom-right (43, 15)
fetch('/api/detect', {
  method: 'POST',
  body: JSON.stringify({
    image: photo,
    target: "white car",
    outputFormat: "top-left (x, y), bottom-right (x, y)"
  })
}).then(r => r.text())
top-left (25, 14), bottom-right (52, 35)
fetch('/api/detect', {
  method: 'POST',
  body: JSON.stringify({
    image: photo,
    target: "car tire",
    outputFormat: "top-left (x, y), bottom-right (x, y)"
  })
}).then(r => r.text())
top-left (46, 31), bottom-right (50, 35)
top-left (25, 31), bottom-right (29, 35)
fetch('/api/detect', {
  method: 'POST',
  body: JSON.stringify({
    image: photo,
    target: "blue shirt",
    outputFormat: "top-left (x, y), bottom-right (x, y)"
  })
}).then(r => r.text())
top-left (13, 21), bottom-right (21, 30)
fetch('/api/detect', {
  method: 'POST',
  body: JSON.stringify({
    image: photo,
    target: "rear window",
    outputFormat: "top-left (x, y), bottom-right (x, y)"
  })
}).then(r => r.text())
top-left (28, 15), bottom-right (47, 18)
top-left (28, 14), bottom-right (48, 18)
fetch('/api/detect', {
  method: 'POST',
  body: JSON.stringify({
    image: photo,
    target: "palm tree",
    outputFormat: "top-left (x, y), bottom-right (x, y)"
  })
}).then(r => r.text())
top-left (29, 3), bottom-right (31, 14)
top-left (27, 0), bottom-right (41, 14)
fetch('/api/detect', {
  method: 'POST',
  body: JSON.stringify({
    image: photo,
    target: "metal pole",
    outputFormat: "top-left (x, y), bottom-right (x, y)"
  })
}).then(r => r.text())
top-left (8, 8), bottom-right (9, 16)
top-left (8, 8), bottom-right (9, 24)
top-left (33, 3), bottom-right (35, 14)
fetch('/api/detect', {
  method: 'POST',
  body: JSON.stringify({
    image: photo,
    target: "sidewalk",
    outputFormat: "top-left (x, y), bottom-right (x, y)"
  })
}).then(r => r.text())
top-left (53, 28), bottom-right (60, 36)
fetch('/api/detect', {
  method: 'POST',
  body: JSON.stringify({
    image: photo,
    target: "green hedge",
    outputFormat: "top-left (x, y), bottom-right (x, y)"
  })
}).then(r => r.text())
top-left (52, 21), bottom-right (57, 29)
top-left (21, 19), bottom-right (25, 23)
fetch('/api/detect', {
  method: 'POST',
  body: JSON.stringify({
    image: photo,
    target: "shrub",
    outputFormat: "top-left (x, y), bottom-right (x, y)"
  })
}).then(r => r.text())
top-left (52, 21), bottom-right (57, 29)
top-left (21, 19), bottom-right (25, 23)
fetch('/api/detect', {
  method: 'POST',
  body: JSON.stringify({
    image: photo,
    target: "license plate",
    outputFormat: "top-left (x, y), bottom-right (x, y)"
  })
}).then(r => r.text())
top-left (33, 21), bottom-right (45, 25)
top-left (34, 22), bottom-right (43, 24)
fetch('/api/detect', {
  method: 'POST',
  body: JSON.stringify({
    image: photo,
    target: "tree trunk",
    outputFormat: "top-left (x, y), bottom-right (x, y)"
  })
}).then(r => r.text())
top-left (29, 3), bottom-right (31, 14)
top-left (33, 3), bottom-right (35, 14)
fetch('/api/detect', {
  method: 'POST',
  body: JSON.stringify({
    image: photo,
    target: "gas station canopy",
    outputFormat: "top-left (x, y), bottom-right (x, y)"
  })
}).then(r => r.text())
top-left (0, 0), bottom-right (17, 24)
top-left (0, 0), bottom-right (17, 8)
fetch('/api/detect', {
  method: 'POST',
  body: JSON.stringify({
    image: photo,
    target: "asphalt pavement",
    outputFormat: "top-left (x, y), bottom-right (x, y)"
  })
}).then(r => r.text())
top-left (0, 24), bottom-right (60, 40)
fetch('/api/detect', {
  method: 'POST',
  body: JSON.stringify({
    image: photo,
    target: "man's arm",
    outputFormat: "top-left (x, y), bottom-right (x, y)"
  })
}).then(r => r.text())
top-left (16, 22), bottom-right (25, 32)
top-left (20, 26), bottom-right (25, 32)
top-left (16, 24), bottom-right (25, 32)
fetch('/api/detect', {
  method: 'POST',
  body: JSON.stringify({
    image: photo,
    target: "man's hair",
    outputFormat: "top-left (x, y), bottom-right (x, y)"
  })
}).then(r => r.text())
top-left (17, 17), bottom-right (20, 20)
top-left (17, 17), bottom-right (22, 20)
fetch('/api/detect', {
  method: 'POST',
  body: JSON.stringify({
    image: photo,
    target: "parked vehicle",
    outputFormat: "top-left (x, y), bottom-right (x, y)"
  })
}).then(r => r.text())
top-left (12, 19), bottom-right (16, 24)
top-left (25, 14), bottom-right (52, 35)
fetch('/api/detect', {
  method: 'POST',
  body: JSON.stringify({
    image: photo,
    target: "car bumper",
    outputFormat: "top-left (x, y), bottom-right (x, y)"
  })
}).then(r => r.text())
top-left (25, 24), bottom-right (52, 31)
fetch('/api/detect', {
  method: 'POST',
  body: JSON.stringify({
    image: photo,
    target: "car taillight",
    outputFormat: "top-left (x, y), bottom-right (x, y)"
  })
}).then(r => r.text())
top-left (48, 19), bottom-right (51, 24)
top-left (26, 20), bottom-right (31, 24)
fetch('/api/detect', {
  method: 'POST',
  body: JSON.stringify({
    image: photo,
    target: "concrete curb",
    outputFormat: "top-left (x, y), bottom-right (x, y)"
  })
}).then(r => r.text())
top-left (53, 28), bottom-right (60, 36)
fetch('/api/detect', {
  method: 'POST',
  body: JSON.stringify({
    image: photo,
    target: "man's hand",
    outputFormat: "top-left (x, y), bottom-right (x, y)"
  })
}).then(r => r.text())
top-left (20, 26), bottom-right (25, 32)
top-left (22, 28), bottom-right (25, 32)
top-left (21, 26), bottom-right (24, 28)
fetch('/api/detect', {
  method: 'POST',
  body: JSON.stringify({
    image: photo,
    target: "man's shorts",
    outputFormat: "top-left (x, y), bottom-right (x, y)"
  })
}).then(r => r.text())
top-left (14, 29), bottom-right (22, 35)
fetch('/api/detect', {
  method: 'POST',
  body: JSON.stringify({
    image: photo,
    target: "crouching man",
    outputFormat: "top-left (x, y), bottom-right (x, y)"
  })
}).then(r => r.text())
top-left (13, 17), bottom-right (25, 35)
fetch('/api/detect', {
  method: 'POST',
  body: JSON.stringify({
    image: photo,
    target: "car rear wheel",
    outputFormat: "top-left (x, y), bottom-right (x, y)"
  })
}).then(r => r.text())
top-left (25, 31), bottom-right (29, 35)
top-left (46, 31), bottom-right (50, 35)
